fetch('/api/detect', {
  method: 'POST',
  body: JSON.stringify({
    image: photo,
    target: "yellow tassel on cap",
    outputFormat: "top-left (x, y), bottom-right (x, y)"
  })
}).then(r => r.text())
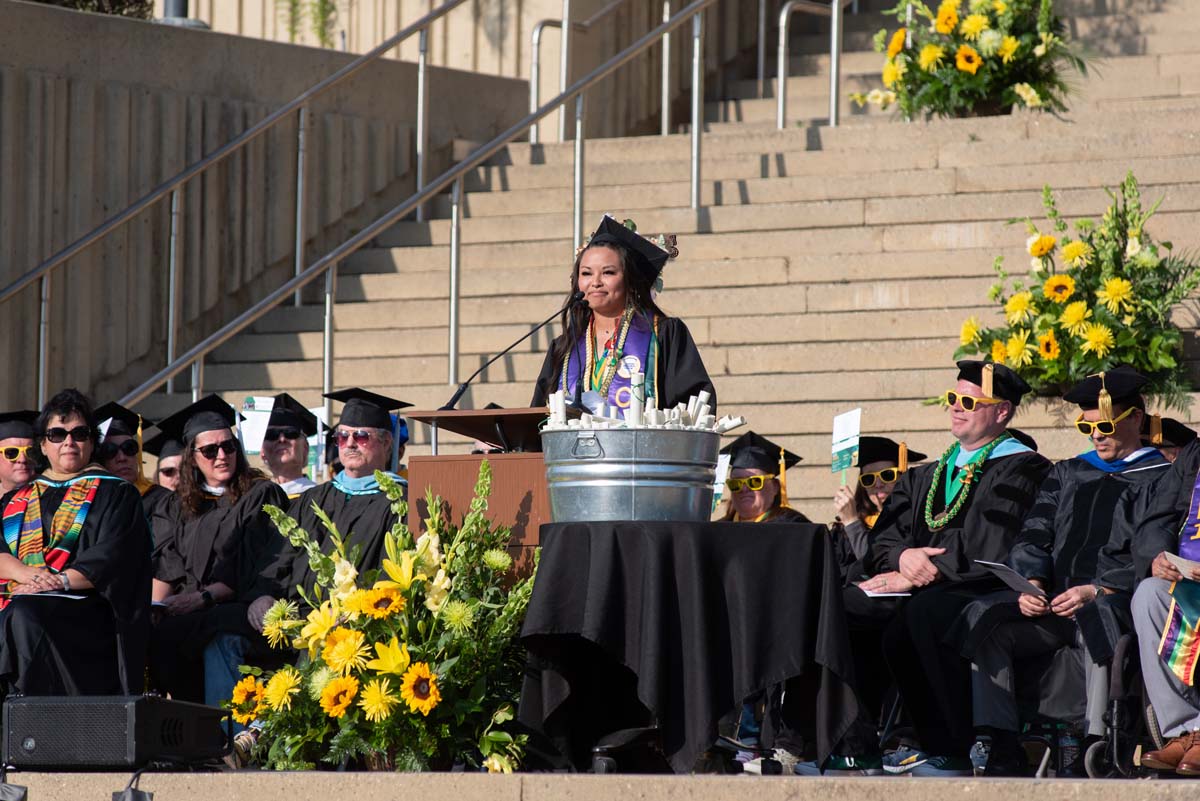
top-left (134, 414), bottom-right (153, 496)
top-left (982, 363), bottom-right (994, 399)
top-left (1151, 414), bottom-right (1163, 446)
top-left (1095, 371), bottom-right (1113, 420)
top-left (898, 442), bottom-right (909, 473)
top-left (778, 447), bottom-right (791, 509)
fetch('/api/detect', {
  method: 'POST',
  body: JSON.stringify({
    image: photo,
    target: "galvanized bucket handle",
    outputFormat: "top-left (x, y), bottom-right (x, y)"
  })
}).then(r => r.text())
top-left (571, 434), bottom-right (604, 459)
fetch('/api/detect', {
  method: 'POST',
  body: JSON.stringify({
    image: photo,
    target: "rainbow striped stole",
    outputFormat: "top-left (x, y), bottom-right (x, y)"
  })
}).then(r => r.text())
top-left (1159, 472), bottom-right (1200, 686)
top-left (1, 477), bottom-right (101, 573)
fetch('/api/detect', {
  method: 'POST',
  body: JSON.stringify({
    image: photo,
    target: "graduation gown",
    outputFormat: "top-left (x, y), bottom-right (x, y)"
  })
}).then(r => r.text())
top-left (0, 467), bottom-right (153, 697)
top-left (530, 316), bottom-right (716, 413)
top-left (1110, 437), bottom-right (1200, 582)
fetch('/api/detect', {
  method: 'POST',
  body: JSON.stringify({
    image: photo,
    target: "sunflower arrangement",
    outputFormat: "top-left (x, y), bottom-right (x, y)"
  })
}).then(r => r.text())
top-left (853, 0), bottom-right (1085, 119)
top-left (232, 461), bottom-right (535, 772)
top-left (956, 172), bottom-right (1200, 409)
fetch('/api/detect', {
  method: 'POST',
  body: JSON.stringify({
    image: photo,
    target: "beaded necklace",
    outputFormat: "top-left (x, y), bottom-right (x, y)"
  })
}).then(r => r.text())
top-left (923, 433), bottom-right (1011, 531)
top-left (562, 307), bottom-right (635, 401)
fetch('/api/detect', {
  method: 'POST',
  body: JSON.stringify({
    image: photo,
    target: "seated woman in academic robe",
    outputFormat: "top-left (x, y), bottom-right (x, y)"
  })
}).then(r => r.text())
top-left (150, 395), bottom-right (288, 706)
top-left (530, 215), bottom-right (715, 416)
top-left (0, 389), bottom-right (153, 697)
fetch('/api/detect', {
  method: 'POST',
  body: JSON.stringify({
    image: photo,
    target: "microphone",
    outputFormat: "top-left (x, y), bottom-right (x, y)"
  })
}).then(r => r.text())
top-left (441, 291), bottom-right (586, 411)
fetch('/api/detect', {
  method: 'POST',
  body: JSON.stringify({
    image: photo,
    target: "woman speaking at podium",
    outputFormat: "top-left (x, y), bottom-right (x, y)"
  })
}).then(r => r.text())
top-left (531, 215), bottom-right (716, 415)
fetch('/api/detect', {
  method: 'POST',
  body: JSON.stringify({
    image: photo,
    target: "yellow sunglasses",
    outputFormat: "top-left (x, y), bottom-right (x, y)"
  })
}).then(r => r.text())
top-left (859, 468), bottom-right (901, 489)
top-left (941, 390), bottom-right (1004, 412)
top-left (726, 474), bottom-right (776, 492)
top-left (1075, 406), bottom-right (1136, 436)
top-left (0, 445), bottom-right (33, 463)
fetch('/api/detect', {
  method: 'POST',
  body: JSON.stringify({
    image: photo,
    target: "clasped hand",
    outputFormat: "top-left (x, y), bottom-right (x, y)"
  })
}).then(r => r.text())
top-left (1018, 579), bottom-right (1096, 619)
top-left (162, 591), bottom-right (206, 616)
top-left (898, 547), bottom-right (945, 587)
top-left (10, 567), bottom-right (61, 595)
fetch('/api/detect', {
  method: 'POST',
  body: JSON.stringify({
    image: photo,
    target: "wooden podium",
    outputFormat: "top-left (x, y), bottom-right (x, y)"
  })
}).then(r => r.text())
top-left (405, 408), bottom-right (555, 573)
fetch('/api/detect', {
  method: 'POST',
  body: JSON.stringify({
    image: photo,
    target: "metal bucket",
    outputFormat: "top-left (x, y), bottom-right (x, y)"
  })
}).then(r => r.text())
top-left (541, 428), bottom-right (719, 522)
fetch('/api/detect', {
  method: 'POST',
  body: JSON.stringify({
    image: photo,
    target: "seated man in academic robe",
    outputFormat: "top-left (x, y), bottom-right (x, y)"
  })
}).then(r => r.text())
top-left (795, 361), bottom-right (1051, 776)
top-left (260, 392), bottom-right (319, 500)
top-left (956, 368), bottom-right (1168, 775)
top-left (0, 410), bottom-right (40, 496)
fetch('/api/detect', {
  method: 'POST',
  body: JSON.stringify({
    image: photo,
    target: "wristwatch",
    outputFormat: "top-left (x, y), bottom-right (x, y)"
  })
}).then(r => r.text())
top-left (200, 589), bottom-right (215, 608)
top-left (58, 573), bottom-right (70, 592)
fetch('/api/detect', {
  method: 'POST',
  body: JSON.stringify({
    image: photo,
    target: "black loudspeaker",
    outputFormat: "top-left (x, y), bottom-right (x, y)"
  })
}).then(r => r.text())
top-left (2, 695), bottom-right (230, 769)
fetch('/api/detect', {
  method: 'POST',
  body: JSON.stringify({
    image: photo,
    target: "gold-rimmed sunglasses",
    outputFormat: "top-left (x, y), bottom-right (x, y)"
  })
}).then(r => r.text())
top-left (941, 390), bottom-right (1004, 412)
top-left (1075, 406), bottom-right (1136, 437)
top-left (726, 474), bottom-right (776, 492)
top-left (0, 445), bottom-right (33, 463)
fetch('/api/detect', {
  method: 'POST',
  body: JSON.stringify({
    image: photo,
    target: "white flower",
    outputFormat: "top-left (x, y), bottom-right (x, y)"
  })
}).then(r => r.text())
top-left (424, 569), bottom-right (452, 613)
top-left (1030, 257), bottom-right (1043, 270)
top-left (415, 531), bottom-right (442, 574)
top-left (867, 88), bottom-right (885, 105)
top-left (331, 558), bottom-right (358, 603)
top-left (1013, 82), bottom-right (1042, 108)
top-left (1126, 235), bottom-right (1141, 258)
top-left (977, 29), bottom-right (1002, 55)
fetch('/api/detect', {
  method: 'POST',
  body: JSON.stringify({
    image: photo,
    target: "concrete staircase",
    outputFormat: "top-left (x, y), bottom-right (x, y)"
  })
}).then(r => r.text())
top-left (140, 0), bottom-right (1200, 522)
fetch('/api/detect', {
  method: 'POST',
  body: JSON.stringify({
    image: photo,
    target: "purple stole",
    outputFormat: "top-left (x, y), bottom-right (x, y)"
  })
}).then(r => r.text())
top-left (561, 312), bottom-right (657, 412)
top-left (1158, 472), bottom-right (1200, 685)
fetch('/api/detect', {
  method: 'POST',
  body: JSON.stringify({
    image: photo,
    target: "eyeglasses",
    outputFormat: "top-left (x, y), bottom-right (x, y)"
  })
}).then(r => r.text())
top-left (859, 468), bottom-right (901, 489)
top-left (1, 446), bottom-right (33, 463)
top-left (726, 474), bottom-right (776, 492)
top-left (336, 429), bottom-right (380, 447)
top-left (195, 439), bottom-right (238, 460)
top-left (941, 390), bottom-right (1004, 412)
top-left (1075, 406), bottom-right (1136, 437)
top-left (158, 467), bottom-right (179, 478)
top-left (265, 427), bottom-right (303, 442)
top-left (99, 439), bottom-right (139, 461)
top-left (44, 426), bottom-right (93, 444)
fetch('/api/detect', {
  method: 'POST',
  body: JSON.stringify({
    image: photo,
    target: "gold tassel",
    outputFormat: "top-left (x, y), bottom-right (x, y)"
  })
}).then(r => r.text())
top-left (1096, 371), bottom-right (1113, 420)
top-left (982, 363), bottom-right (994, 399)
top-left (778, 447), bottom-right (791, 509)
top-left (898, 442), bottom-right (909, 473)
top-left (134, 414), bottom-right (153, 495)
top-left (1151, 414), bottom-right (1163, 446)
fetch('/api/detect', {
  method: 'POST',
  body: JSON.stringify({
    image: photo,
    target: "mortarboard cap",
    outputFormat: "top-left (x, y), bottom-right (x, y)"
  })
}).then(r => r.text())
top-left (142, 428), bottom-right (184, 460)
top-left (856, 436), bottom-right (926, 469)
top-left (94, 401), bottom-right (146, 441)
top-left (956, 359), bottom-right (1031, 406)
top-left (720, 431), bottom-right (801, 474)
top-left (267, 392), bottom-right (319, 438)
top-left (1063, 366), bottom-right (1147, 416)
top-left (0, 410), bottom-right (38, 441)
top-left (1008, 428), bottom-right (1039, 452)
top-left (154, 394), bottom-right (240, 445)
top-left (586, 215), bottom-right (672, 284)
top-left (324, 388), bottom-right (412, 432)
top-left (1141, 415), bottom-right (1197, 449)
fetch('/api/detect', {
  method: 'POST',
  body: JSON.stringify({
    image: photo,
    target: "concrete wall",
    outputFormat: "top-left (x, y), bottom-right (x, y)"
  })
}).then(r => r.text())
top-left (0, 0), bottom-right (527, 409)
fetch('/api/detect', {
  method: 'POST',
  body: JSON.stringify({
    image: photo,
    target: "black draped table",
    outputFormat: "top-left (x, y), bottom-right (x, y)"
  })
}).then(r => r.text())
top-left (517, 520), bottom-right (860, 773)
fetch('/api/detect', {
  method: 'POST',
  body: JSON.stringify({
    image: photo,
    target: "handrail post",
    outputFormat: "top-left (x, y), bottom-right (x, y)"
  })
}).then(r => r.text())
top-left (558, 0), bottom-right (572, 142)
top-left (415, 27), bottom-right (431, 222)
top-left (190, 358), bottom-right (204, 402)
top-left (322, 262), bottom-right (337, 419)
top-left (690, 10), bottom-right (703, 210)
top-left (37, 272), bottom-right (51, 408)
top-left (573, 94), bottom-right (586, 249)
top-left (531, 24), bottom-right (545, 145)
top-left (757, 0), bottom-right (767, 98)
top-left (293, 104), bottom-right (309, 307)
top-left (777, 2), bottom-right (792, 129)
top-left (448, 178), bottom-right (463, 385)
top-left (166, 188), bottom-right (182, 394)
top-left (661, 0), bottom-right (671, 135)
top-left (829, 0), bottom-right (843, 126)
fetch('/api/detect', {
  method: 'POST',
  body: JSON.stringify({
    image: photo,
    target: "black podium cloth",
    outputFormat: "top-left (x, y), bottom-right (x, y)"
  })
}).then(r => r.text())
top-left (518, 521), bottom-right (859, 773)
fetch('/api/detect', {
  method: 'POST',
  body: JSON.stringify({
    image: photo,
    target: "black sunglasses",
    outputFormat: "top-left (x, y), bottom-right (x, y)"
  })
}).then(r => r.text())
top-left (44, 426), bottom-right (93, 444)
top-left (195, 439), bottom-right (238, 460)
top-left (265, 427), bottom-right (303, 442)
top-left (158, 466), bottom-right (179, 478)
top-left (99, 439), bottom-right (139, 461)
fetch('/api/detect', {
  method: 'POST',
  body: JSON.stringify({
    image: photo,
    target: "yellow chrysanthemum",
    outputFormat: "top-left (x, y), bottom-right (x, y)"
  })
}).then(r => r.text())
top-left (1027, 233), bottom-right (1056, 258)
top-left (320, 676), bottom-right (359, 718)
top-left (296, 600), bottom-right (340, 657)
top-left (263, 619), bottom-right (291, 649)
top-left (882, 58), bottom-right (906, 88)
top-left (1042, 274), bottom-right (1075, 304)
top-left (1079, 322), bottom-right (1115, 358)
top-left (1037, 330), bottom-right (1060, 361)
top-left (960, 315), bottom-right (982, 346)
top-left (990, 338), bottom-right (1007, 365)
top-left (323, 627), bottom-right (370, 676)
top-left (1061, 240), bottom-right (1092, 268)
top-left (264, 667), bottom-right (302, 712)
top-left (997, 35), bottom-right (1019, 63)
top-left (359, 677), bottom-right (400, 723)
top-left (1006, 329), bottom-right (1035, 367)
top-left (935, 0), bottom-right (959, 33)
top-left (955, 44), bottom-right (983, 74)
top-left (1003, 290), bottom-right (1035, 326)
top-left (230, 676), bottom-right (265, 726)
top-left (400, 662), bottom-right (442, 717)
top-left (887, 28), bottom-right (907, 59)
top-left (959, 13), bottom-right (990, 40)
top-left (919, 43), bottom-right (946, 72)
top-left (1059, 301), bottom-right (1093, 337)
top-left (1096, 277), bottom-right (1135, 314)
top-left (993, 0), bottom-right (1007, 12)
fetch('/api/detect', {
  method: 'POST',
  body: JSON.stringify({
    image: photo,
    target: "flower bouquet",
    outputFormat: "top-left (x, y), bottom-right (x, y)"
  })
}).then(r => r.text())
top-left (229, 461), bottom-right (534, 772)
top-left (955, 172), bottom-right (1200, 409)
top-left (853, 0), bottom-right (1085, 119)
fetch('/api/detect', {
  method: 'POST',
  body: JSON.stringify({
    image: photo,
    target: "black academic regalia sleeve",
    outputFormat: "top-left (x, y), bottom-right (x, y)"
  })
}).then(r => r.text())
top-left (207, 480), bottom-right (289, 599)
top-left (1006, 460), bottom-right (1068, 583)
top-left (151, 494), bottom-right (186, 585)
top-left (1132, 439), bottom-right (1200, 578)
top-left (656, 317), bottom-right (716, 414)
top-left (530, 344), bottom-right (561, 408)
top-left (864, 467), bottom-right (921, 575)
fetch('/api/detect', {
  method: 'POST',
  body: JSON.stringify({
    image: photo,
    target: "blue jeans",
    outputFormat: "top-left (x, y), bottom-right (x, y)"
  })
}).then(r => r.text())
top-left (204, 633), bottom-right (250, 733)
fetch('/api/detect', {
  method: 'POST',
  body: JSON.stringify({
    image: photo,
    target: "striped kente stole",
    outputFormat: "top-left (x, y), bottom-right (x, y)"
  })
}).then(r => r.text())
top-left (0, 477), bottom-right (100, 592)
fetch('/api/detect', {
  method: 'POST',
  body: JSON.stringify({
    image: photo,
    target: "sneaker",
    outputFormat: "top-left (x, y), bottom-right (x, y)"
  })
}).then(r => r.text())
top-left (743, 748), bottom-right (797, 775)
top-left (882, 745), bottom-right (929, 775)
top-left (909, 755), bottom-right (974, 777)
top-left (794, 753), bottom-right (885, 776)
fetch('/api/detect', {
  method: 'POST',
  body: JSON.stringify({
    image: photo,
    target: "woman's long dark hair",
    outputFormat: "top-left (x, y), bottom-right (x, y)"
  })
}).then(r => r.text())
top-left (176, 432), bottom-right (268, 518)
top-left (549, 241), bottom-right (669, 383)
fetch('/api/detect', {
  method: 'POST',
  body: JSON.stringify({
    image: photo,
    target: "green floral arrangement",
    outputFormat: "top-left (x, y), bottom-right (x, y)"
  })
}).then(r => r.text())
top-left (955, 172), bottom-right (1200, 409)
top-left (851, 0), bottom-right (1084, 118)
top-left (229, 461), bottom-right (534, 772)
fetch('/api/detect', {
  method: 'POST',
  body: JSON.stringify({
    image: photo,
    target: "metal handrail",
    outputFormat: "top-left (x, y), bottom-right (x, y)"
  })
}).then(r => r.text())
top-left (121, 0), bottom-right (721, 419)
top-left (4, 0), bottom-right (469, 406)
top-left (758, 0), bottom-right (858, 98)
top-left (777, 0), bottom-right (855, 128)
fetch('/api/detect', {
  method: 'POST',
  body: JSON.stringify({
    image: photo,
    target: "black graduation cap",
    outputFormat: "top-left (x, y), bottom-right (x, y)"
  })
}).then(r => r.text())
top-left (154, 394), bottom-right (240, 444)
top-left (720, 431), bottom-right (801, 474)
top-left (1008, 428), bottom-right (1039, 452)
top-left (267, 392), bottom-right (319, 437)
top-left (94, 401), bottom-right (146, 441)
top-left (1142, 415), bottom-right (1197, 449)
top-left (324, 388), bottom-right (412, 432)
top-left (956, 359), bottom-right (1031, 406)
top-left (0, 410), bottom-right (37, 441)
top-left (1063, 366), bottom-right (1147, 414)
top-left (586, 215), bottom-right (671, 283)
top-left (142, 429), bottom-right (184, 460)
top-left (856, 436), bottom-right (926, 469)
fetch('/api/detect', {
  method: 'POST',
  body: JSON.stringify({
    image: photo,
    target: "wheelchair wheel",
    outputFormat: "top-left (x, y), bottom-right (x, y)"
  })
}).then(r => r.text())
top-left (1145, 701), bottom-right (1165, 752)
top-left (1085, 739), bottom-right (1113, 778)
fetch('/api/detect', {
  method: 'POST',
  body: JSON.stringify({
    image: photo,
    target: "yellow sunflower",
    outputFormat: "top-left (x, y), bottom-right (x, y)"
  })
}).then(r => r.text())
top-left (361, 587), bottom-right (406, 619)
top-left (1096, 277), bottom-right (1135, 315)
top-left (990, 338), bottom-right (1007, 365)
top-left (1079, 322), bottom-right (1115, 358)
top-left (919, 43), bottom-right (946, 72)
top-left (1042, 274), bottom-right (1075, 304)
top-left (959, 13), bottom-right (989, 40)
top-left (887, 28), bottom-right (907, 59)
top-left (1061, 240), bottom-right (1092, 268)
top-left (1004, 290), bottom-right (1035, 326)
top-left (955, 44), bottom-right (983, 74)
top-left (1027, 233), bottom-right (1056, 258)
top-left (1059, 301), bottom-right (1093, 337)
top-left (1037, 330), bottom-right (1060, 361)
top-left (323, 627), bottom-right (370, 676)
top-left (1005, 329), bottom-right (1035, 367)
top-left (360, 677), bottom-right (400, 723)
top-left (319, 675), bottom-right (360, 719)
top-left (264, 667), bottom-right (302, 712)
top-left (935, 0), bottom-right (959, 33)
top-left (997, 35), bottom-right (1019, 63)
top-left (400, 662), bottom-right (442, 717)
top-left (230, 676), bottom-right (266, 726)
top-left (960, 315), bottom-right (982, 346)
